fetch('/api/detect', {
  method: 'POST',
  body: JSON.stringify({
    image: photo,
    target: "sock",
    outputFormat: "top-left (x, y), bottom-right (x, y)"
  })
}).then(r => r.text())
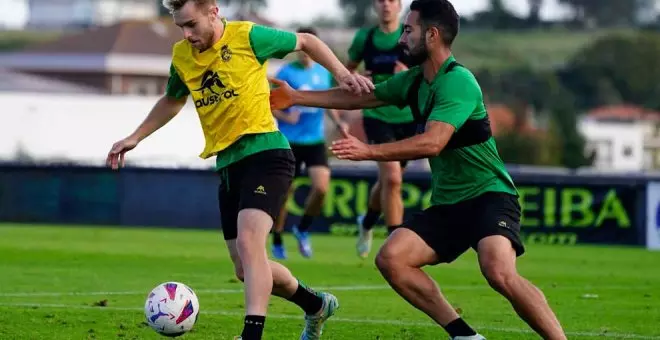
top-left (387, 224), bottom-right (403, 235)
top-left (273, 231), bottom-right (283, 246)
top-left (362, 208), bottom-right (381, 231)
top-left (444, 318), bottom-right (477, 337)
top-left (297, 214), bottom-right (314, 232)
top-left (287, 280), bottom-right (324, 315)
top-left (241, 315), bottom-right (266, 340)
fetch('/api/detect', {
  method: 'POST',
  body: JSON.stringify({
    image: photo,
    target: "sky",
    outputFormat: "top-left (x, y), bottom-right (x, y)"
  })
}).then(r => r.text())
top-left (264, 0), bottom-right (573, 26)
top-left (0, 0), bottom-right (572, 29)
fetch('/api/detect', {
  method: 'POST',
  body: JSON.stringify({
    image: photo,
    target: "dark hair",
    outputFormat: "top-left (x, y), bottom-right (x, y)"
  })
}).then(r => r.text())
top-left (409, 0), bottom-right (459, 46)
top-left (296, 26), bottom-right (318, 36)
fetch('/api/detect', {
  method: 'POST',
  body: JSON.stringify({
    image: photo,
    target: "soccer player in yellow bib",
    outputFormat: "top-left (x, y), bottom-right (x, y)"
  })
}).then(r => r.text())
top-left (105, 1), bottom-right (373, 339)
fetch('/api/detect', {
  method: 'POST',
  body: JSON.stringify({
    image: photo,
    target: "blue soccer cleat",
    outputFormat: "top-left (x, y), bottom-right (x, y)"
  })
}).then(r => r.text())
top-left (292, 225), bottom-right (313, 258)
top-left (271, 244), bottom-right (287, 260)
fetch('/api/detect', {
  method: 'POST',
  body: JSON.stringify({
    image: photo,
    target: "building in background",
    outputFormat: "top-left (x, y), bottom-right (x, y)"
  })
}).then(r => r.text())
top-left (26, 0), bottom-right (158, 29)
top-left (579, 105), bottom-right (660, 171)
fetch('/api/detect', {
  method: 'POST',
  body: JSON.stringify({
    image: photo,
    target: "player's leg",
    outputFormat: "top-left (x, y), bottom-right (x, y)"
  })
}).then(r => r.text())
top-left (236, 150), bottom-right (338, 339)
top-left (472, 193), bottom-right (566, 339)
top-left (292, 143), bottom-right (330, 258)
top-left (271, 186), bottom-right (293, 260)
top-left (375, 207), bottom-right (482, 339)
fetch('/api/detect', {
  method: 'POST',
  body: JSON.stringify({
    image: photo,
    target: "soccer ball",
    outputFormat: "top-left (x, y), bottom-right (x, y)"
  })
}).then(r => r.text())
top-left (144, 282), bottom-right (200, 337)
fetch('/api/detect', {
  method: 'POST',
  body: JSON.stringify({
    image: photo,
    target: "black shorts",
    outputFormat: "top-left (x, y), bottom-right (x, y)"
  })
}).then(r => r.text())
top-left (362, 116), bottom-right (418, 168)
top-left (217, 149), bottom-right (295, 240)
top-left (291, 143), bottom-right (329, 177)
top-left (404, 192), bottom-right (525, 263)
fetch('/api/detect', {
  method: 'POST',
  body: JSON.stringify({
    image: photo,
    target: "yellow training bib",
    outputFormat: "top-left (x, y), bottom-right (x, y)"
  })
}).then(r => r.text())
top-left (171, 21), bottom-right (277, 159)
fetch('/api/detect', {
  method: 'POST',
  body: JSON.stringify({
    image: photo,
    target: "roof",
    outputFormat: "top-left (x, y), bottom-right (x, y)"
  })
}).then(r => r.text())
top-left (20, 18), bottom-right (181, 55)
top-left (587, 105), bottom-right (660, 122)
top-left (0, 69), bottom-right (103, 94)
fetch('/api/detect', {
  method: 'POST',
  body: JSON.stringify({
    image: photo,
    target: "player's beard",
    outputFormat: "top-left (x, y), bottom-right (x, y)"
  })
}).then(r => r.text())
top-left (404, 43), bottom-right (428, 67)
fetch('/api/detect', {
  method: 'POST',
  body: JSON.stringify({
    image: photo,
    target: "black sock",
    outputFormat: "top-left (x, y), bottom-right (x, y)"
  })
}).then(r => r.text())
top-left (241, 315), bottom-right (266, 340)
top-left (287, 280), bottom-right (323, 315)
top-left (387, 224), bottom-right (403, 235)
top-left (444, 318), bottom-right (477, 337)
top-left (362, 208), bottom-right (381, 231)
top-left (297, 214), bottom-right (314, 232)
top-left (273, 231), bottom-right (283, 246)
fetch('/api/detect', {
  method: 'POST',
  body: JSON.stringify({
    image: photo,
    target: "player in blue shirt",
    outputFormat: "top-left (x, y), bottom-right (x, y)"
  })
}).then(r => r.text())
top-left (271, 27), bottom-right (347, 260)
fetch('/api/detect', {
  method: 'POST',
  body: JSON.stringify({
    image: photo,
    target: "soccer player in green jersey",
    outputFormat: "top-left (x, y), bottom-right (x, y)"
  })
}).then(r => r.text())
top-left (269, 0), bottom-right (567, 339)
top-left (346, 0), bottom-right (416, 258)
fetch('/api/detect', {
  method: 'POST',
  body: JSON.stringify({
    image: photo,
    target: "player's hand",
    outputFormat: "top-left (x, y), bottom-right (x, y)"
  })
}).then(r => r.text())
top-left (360, 70), bottom-right (372, 82)
top-left (394, 61), bottom-right (408, 73)
top-left (106, 136), bottom-right (139, 170)
top-left (269, 78), bottom-right (295, 110)
top-left (337, 72), bottom-right (374, 95)
top-left (330, 133), bottom-right (373, 161)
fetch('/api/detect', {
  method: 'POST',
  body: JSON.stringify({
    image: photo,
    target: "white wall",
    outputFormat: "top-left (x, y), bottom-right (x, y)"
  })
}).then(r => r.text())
top-left (0, 92), bottom-right (214, 169)
top-left (578, 118), bottom-right (645, 171)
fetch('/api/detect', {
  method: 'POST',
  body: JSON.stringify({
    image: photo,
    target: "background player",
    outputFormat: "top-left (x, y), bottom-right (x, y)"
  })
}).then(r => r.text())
top-left (269, 0), bottom-right (567, 339)
top-left (106, 0), bottom-right (373, 339)
top-left (270, 27), bottom-right (348, 260)
top-left (346, 0), bottom-right (416, 258)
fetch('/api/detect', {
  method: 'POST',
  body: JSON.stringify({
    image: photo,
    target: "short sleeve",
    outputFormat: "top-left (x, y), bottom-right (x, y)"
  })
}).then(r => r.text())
top-left (427, 73), bottom-right (479, 130)
top-left (249, 25), bottom-right (297, 65)
top-left (165, 64), bottom-right (190, 99)
top-left (374, 69), bottom-right (416, 108)
top-left (347, 28), bottom-right (368, 63)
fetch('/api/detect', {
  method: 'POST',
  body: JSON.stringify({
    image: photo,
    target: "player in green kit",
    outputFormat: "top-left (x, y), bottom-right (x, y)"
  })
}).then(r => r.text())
top-left (346, 0), bottom-right (417, 258)
top-left (269, 0), bottom-right (567, 339)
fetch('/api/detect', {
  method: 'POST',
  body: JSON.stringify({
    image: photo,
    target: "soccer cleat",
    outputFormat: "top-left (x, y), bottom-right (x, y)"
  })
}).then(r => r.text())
top-left (356, 216), bottom-right (373, 259)
top-left (300, 292), bottom-right (339, 340)
top-left (233, 337), bottom-right (242, 340)
top-left (450, 334), bottom-right (486, 340)
top-left (271, 244), bottom-right (287, 260)
top-left (292, 225), bottom-right (313, 258)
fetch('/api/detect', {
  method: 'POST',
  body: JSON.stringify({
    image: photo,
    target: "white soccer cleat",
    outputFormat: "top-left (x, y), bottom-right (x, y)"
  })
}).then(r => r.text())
top-left (356, 216), bottom-right (373, 258)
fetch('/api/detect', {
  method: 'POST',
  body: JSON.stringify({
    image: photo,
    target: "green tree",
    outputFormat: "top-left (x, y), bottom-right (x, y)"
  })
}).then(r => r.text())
top-left (563, 32), bottom-right (660, 110)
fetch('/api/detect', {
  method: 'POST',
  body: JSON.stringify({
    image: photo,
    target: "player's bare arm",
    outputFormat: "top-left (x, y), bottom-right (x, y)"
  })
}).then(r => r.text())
top-left (330, 121), bottom-right (454, 162)
top-left (269, 78), bottom-right (385, 111)
top-left (294, 33), bottom-right (374, 94)
top-left (106, 95), bottom-right (186, 169)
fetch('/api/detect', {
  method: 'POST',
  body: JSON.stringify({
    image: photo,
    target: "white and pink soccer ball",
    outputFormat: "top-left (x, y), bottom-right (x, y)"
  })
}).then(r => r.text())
top-left (144, 282), bottom-right (200, 337)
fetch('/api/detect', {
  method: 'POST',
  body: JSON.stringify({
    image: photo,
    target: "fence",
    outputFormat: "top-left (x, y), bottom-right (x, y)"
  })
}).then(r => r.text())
top-left (1, 164), bottom-right (659, 249)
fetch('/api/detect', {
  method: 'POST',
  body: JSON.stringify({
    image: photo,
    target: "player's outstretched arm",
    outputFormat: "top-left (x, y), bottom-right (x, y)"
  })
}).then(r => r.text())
top-left (270, 78), bottom-right (385, 111)
top-left (106, 95), bottom-right (186, 169)
top-left (294, 33), bottom-right (373, 95)
top-left (330, 121), bottom-right (455, 162)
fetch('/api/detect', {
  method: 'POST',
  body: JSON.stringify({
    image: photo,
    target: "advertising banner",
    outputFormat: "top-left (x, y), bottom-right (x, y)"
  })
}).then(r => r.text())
top-left (646, 182), bottom-right (660, 250)
top-left (286, 172), bottom-right (641, 246)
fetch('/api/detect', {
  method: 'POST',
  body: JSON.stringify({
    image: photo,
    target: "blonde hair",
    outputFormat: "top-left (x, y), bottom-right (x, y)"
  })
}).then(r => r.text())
top-left (162, 0), bottom-right (216, 13)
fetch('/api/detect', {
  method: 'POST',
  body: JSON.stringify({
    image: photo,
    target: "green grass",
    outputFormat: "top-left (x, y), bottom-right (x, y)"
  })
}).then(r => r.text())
top-left (0, 224), bottom-right (659, 339)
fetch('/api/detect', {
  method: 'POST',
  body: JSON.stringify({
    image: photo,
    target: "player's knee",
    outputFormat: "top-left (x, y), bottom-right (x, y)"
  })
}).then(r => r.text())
top-left (482, 264), bottom-right (518, 295)
top-left (380, 172), bottom-right (402, 190)
top-left (375, 245), bottom-right (399, 277)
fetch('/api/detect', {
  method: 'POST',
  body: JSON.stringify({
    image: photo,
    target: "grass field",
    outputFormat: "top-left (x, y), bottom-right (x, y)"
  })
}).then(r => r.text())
top-left (0, 224), bottom-right (659, 340)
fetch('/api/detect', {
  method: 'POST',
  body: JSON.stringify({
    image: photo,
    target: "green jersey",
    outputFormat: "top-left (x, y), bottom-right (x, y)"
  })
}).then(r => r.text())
top-left (374, 55), bottom-right (518, 205)
top-left (348, 26), bottom-right (413, 124)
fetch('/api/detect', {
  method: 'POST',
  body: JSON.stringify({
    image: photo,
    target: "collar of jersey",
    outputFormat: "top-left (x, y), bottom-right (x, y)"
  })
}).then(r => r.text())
top-left (426, 54), bottom-right (456, 84)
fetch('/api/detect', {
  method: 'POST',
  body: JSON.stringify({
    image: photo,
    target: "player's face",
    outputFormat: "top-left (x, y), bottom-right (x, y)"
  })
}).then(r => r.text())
top-left (374, 0), bottom-right (401, 23)
top-left (173, 2), bottom-right (219, 51)
top-left (400, 11), bottom-right (428, 66)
